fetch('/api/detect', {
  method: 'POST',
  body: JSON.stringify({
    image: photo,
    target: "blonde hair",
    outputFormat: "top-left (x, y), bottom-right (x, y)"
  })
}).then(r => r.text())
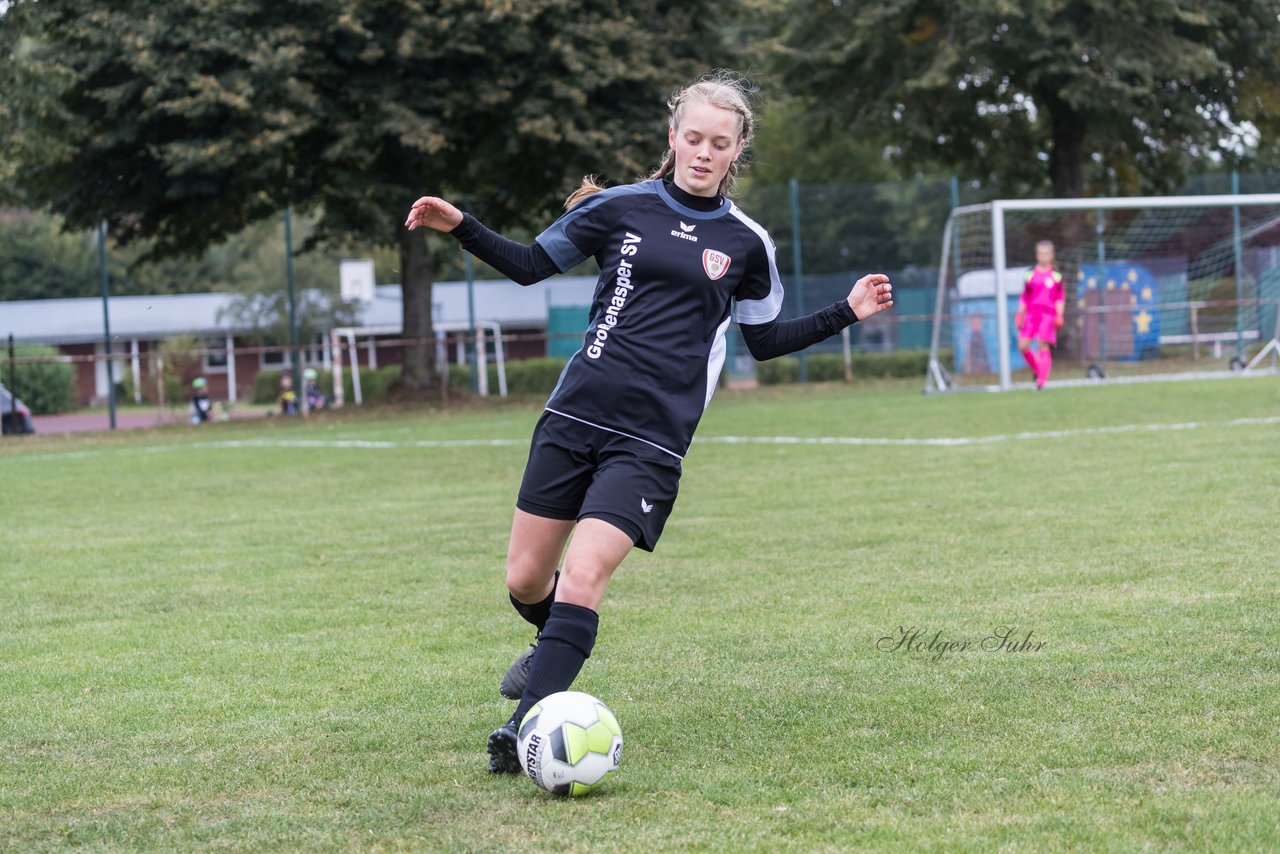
top-left (564, 71), bottom-right (757, 209)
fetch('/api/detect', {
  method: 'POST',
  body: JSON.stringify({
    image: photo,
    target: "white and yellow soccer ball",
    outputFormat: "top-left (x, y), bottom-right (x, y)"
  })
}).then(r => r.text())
top-left (517, 691), bottom-right (622, 797)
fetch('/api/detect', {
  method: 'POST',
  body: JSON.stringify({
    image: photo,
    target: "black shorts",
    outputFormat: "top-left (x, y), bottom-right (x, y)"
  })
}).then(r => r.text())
top-left (516, 410), bottom-right (683, 552)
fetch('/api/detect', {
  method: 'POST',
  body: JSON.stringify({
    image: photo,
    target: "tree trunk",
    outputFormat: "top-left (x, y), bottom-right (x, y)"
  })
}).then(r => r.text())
top-left (1048, 104), bottom-right (1087, 358)
top-left (398, 226), bottom-right (435, 391)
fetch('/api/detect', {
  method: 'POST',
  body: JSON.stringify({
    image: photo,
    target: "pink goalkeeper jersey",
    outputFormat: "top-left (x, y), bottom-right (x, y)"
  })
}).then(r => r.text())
top-left (1021, 266), bottom-right (1064, 314)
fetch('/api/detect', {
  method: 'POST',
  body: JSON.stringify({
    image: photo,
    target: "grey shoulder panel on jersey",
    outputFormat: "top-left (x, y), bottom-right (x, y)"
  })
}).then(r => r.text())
top-left (535, 181), bottom-right (660, 271)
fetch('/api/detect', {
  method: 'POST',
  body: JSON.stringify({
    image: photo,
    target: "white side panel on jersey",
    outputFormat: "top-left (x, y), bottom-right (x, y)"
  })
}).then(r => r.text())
top-left (728, 206), bottom-right (785, 324)
top-left (704, 313), bottom-right (732, 408)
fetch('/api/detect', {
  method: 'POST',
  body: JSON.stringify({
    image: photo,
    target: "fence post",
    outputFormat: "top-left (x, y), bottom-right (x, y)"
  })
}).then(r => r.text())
top-left (98, 221), bottom-right (117, 430)
top-left (789, 178), bottom-right (807, 383)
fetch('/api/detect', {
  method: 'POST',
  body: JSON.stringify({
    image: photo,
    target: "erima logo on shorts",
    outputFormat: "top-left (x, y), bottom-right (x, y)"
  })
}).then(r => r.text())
top-left (586, 232), bottom-right (641, 360)
top-left (671, 221), bottom-right (698, 242)
top-left (640, 498), bottom-right (653, 514)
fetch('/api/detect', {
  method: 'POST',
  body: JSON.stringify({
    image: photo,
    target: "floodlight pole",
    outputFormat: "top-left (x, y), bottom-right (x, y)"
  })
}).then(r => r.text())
top-left (99, 221), bottom-right (117, 430)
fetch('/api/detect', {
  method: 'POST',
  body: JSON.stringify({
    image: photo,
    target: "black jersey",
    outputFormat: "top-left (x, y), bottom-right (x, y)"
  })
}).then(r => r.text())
top-left (534, 179), bottom-right (784, 459)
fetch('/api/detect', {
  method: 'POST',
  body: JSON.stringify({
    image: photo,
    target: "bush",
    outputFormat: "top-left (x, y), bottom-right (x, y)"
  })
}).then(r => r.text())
top-left (9, 345), bottom-right (76, 414)
top-left (754, 349), bottom-right (949, 385)
top-left (253, 369), bottom-right (284, 405)
top-left (446, 357), bottom-right (568, 397)
top-left (756, 356), bottom-right (799, 385)
top-left (339, 366), bottom-right (399, 404)
top-left (500, 357), bottom-right (568, 395)
top-left (805, 353), bottom-right (847, 382)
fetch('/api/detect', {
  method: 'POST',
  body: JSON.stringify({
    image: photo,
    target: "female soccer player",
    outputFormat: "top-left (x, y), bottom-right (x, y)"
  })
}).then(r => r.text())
top-left (405, 73), bottom-right (894, 774)
top-left (1015, 240), bottom-right (1066, 389)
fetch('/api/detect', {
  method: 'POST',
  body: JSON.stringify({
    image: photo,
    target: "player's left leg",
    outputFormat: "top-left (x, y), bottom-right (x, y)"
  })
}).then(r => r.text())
top-left (499, 510), bottom-right (574, 700)
top-left (487, 519), bottom-right (634, 774)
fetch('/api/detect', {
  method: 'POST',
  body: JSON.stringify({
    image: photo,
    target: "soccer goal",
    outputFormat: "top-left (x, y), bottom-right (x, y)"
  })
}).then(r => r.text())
top-left (925, 193), bottom-right (1280, 392)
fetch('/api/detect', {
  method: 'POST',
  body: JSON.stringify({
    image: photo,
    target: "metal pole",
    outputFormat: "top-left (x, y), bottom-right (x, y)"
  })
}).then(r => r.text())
top-left (789, 178), bottom-right (807, 383)
top-left (948, 176), bottom-right (962, 279)
top-left (465, 245), bottom-right (478, 393)
top-left (284, 207), bottom-right (301, 406)
top-left (991, 203), bottom-right (1012, 390)
top-left (1097, 208), bottom-right (1107, 363)
top-left (1232, 170), bottom-right (1245, 359)
top-left (98, 221), bottom-right (117, 430)
top-left (7, 334), bottom-right (15, 435)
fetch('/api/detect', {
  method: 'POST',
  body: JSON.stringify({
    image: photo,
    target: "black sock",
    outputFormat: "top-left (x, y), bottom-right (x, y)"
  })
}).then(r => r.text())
top-left (508, 602), bottom-right (599, 728)
top-left (509, 571), bottom-right (559, 633)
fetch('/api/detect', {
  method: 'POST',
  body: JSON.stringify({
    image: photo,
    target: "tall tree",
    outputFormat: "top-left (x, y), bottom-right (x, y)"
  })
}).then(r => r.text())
top-left (774, 0), bottom-right (1280, 199)
top-left (1, 0), bottom-right (727, 390)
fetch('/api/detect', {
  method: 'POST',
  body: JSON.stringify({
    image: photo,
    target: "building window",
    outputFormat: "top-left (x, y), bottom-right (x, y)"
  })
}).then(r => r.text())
top-left (204, 338), bottom-right (229, 373)
top-left (259, 335), bottom-right (327, 369)
top-left (261, 348), bottom-right (287, 368)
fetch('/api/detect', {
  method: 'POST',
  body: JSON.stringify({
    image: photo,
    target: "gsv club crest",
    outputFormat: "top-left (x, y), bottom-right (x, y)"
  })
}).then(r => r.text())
top-left (702, 249), bottom-right (731, 281)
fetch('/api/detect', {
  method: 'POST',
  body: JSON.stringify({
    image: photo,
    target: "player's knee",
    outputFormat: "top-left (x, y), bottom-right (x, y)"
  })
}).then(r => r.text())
top-left (558, 559), bottom-right (610, 603)
top-left (505, 552), bottom-right (551, 601)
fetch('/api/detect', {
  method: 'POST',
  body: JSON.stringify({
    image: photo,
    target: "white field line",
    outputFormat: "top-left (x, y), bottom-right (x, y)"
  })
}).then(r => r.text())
top-left (3, 416), bottom-right (1277, 465)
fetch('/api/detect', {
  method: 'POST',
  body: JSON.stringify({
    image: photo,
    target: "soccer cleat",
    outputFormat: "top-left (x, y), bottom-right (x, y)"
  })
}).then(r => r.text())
top-left (487, 722), bottom-right (521, 774)
top-left (500, 641), bottom-right (536, 700)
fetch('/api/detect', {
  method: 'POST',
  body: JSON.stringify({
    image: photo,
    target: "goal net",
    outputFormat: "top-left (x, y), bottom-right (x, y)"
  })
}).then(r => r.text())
top-left (926, 194), bottom-right (1280, 392)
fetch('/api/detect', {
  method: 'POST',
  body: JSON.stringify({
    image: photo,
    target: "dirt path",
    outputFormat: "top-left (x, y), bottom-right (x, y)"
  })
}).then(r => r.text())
top-left (32, 407), bottom-right (268, 435)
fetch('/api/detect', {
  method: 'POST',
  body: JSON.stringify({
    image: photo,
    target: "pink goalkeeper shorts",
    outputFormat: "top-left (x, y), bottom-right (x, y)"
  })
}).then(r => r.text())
top-left (1019, 311), bottom-right (1058, 344)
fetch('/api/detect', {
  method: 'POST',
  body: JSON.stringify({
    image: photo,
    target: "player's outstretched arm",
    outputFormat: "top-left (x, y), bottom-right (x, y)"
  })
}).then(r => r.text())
top-left (404, 195), bottom-right (559, 286)
top-left (846, 274), bottom-right (893, 320)
top-left (740, 274), bottom-right (893, 362)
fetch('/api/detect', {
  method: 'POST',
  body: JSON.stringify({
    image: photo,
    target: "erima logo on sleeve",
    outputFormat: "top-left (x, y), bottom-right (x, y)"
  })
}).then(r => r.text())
top-left (671, 221), bottom-right (698, 242)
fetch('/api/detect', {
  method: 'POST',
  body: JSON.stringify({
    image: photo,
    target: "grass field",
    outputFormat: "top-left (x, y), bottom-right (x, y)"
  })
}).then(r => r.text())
top-left (2, 377), bottom-right (1278, 852)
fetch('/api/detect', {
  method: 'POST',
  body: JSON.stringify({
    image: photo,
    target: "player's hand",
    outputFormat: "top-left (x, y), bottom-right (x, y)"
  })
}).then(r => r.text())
top-left (1015, 310), bottom-right (1025, 329)
top-left (1055, 315), bottom-right (1064, 329)
top-left (847, 274), bottom-right (893, 320)
top-left (405, 196), bottom-right (463, 232)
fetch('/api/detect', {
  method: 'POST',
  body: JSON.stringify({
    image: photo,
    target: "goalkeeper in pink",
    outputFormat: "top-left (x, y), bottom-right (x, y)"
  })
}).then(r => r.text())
top-left (1015, 240), bottom-right (1066, 388)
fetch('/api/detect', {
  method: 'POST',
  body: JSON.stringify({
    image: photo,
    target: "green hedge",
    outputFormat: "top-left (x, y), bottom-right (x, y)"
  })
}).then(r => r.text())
top-left (253, 366), bottom-right (400, 406)
top-left (756, 349), bottom-right (947, 385)
top-left (250, 358), bottom-right (570, 405)
top-left (8, 345), bottom-right (76, 414)
top-left (119, 369), bottom-right (183, 406)
top-left (446, 357), bottom-right (567, 397)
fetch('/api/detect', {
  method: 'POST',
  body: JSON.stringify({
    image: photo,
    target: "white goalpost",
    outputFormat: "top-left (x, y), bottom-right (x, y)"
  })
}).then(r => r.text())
top-left (926, 193), bottom-right (1280, 393)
